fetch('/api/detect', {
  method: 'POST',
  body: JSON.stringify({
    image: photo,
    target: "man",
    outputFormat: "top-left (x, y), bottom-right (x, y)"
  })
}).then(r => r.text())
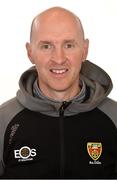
top-left (0, 6), bottom-right (117, 179)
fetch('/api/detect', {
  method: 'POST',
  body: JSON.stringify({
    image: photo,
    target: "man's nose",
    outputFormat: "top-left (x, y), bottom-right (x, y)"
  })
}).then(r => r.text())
top-left (51, 48), bottom-right (66, 64)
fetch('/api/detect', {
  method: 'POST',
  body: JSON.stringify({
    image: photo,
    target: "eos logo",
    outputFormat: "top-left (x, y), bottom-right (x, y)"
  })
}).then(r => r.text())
top-left (14, 146), bottom-right (36, 161)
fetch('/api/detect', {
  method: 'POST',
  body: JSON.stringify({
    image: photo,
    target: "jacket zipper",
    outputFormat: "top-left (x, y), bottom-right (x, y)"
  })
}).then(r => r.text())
top-left (59, 101), bottom-right (71, 178)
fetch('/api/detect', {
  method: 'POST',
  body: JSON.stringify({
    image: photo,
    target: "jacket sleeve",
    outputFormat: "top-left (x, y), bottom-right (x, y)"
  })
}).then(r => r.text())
top-left (0, 97), bottom-right (24, 177)
top-left (0, 162), bottom-right (4, 177)
top-left (98, 97), bottom-right (117, 177)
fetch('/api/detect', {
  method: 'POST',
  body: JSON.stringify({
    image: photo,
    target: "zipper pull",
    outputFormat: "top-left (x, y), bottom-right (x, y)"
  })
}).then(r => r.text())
top-left (59, 101), bottom-right (71, 116)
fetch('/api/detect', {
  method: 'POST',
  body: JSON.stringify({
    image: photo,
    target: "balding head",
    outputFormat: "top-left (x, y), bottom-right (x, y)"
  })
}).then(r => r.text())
top-left (26, 7), bottom-right (89, 101)
top-left (30, 7), bottom-right (85, 43)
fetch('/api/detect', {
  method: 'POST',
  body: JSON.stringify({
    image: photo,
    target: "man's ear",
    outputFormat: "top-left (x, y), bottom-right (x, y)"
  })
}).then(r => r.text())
top-left (25, 42), bottom-right (34, 64)
top-left (82, 39), bottom-right (89, 62)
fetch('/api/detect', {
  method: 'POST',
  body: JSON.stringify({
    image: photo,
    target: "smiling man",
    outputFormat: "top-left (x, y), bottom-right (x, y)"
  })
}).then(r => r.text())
top-left (26, 7), bottom-right (89, 101)
top-left (0, 7), bottom-right (117, 179)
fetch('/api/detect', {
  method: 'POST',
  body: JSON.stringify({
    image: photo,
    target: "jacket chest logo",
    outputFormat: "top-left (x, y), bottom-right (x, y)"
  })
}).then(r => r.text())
top-left (14, 146), bottom-right (37, 162)
top-left (87, 142), bottom-right (102, 162)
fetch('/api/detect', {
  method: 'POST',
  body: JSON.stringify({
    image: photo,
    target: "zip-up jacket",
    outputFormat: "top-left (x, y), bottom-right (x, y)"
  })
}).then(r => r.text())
top-left (0, 60), bottom-right (117, 179)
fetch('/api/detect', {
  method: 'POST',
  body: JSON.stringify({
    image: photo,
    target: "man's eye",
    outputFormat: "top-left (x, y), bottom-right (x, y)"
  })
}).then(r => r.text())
top-left (40, 44), bottom-right (52, 50)
top-left (64, 43), bottom-right (75, 49)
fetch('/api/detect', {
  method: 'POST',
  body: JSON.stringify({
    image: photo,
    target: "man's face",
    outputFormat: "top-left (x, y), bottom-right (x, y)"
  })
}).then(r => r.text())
top-left (26, 13), bottom-right (89, 99)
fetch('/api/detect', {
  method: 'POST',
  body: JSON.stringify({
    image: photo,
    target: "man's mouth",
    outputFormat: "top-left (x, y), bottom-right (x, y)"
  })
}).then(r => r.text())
top-left (50, 69), bottom-right (68, 74)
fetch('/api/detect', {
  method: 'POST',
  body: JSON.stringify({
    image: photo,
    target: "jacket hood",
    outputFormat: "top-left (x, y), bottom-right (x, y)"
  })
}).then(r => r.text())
top-left (16, 60), bottom-right (113, 116)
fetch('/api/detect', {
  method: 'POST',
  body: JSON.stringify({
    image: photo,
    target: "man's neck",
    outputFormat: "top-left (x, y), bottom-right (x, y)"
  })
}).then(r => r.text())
top-left (39, 85), bottom-right (81, 102)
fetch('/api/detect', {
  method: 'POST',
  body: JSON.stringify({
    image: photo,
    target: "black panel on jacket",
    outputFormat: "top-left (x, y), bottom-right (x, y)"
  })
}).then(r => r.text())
top-left (3, 108), bottom-right (117, 178)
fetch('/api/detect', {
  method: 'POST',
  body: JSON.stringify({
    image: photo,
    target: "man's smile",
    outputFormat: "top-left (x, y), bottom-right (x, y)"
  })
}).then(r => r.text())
top-left (50, 68), bottom-right (68, 74)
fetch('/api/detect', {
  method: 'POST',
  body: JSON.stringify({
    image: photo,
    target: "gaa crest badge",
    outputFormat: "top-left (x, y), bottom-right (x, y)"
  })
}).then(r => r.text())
top-left (87, 142), bottom-right (102, 161)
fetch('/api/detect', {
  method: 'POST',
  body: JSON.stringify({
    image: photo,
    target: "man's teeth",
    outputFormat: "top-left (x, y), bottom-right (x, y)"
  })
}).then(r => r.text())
top-left (51, 69), bottom-right (67, 74)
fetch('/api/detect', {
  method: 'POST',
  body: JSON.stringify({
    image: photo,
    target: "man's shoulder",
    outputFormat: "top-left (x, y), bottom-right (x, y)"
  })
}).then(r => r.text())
top-left (98, 97), bottom-right (117, 111)
top-left (98, 97), bottom-right (117, 128)
top-left (0, 97), bottom-right (24, 123)
top-left (0, 97), bottom-right (23, 111)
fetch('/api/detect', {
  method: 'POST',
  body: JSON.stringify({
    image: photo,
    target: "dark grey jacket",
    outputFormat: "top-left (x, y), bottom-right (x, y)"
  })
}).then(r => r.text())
top-left (0, 60), bottom-right (117, 178)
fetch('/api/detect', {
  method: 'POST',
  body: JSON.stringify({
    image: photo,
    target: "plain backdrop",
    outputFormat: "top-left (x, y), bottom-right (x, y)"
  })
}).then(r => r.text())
top-left (0, 0), bottom-right (117, 104)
